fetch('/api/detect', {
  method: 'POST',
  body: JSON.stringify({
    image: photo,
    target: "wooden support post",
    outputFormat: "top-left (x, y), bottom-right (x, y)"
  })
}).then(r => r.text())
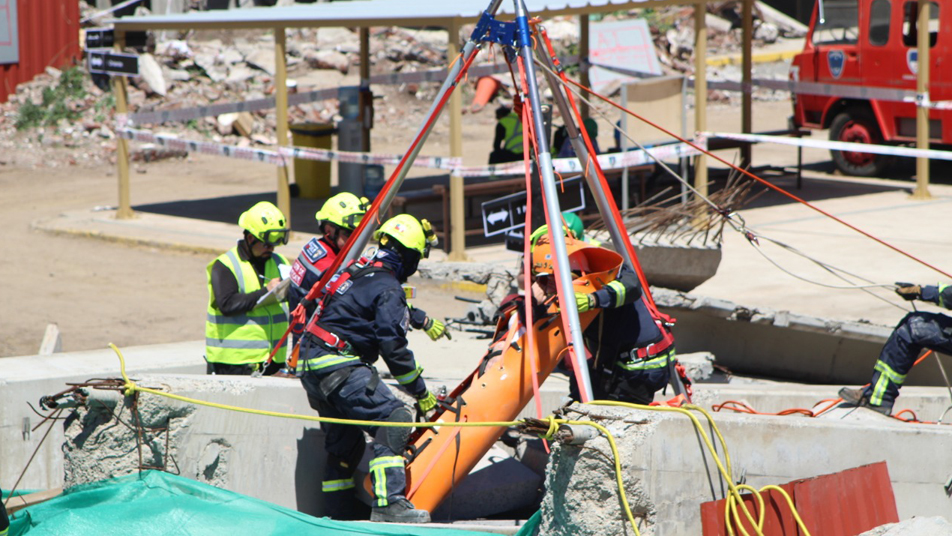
top-left (579, 14), bottom-right (590, 120)
top-left (741, 0), bottom-right (753, 168)
top-left (113, 32), bottom-right (133, 220)
top-left (274, 27), bottom-right (292, 223)
top-left (913, 1), bottom-right (932, 200)
top-left (448, 20), bottom-right (467, 261)
top-left (694, 0), bottom-right (708, 200)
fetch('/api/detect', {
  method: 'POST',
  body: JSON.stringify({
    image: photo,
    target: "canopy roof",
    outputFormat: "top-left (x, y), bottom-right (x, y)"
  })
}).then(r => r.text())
top-left (110, 0), bottom-right (683, 31)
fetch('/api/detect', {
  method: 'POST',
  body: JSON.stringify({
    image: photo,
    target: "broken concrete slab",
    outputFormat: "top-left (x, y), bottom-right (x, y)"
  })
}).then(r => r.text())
top-left (861, 517), bottom-right (952, 536)
top-left (540, 404), bottom-right (952, 535)
top-left (649, 288), bottom-right (948, 387)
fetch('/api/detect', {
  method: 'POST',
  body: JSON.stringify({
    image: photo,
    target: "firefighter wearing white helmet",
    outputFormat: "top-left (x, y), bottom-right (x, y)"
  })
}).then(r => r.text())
top-left (297, 213), bottom-right (440, 524)
top-left (205, 201), bottom-right (290, 375)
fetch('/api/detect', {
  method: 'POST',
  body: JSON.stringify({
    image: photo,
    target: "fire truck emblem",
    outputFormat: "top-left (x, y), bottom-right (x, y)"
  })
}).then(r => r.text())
top-left (827, 50), bottom-right (845, 79)
top-left (907, 49), bottom-right (918, 75)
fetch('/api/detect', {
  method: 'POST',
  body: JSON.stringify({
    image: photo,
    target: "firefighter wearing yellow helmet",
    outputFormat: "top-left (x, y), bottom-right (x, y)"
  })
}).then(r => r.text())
top-left (205, 201), bottom-right (290, 375)
top-left (296, 213), bottom-right (441, 524)
top-left (288, 192), bottom-right (369, 319)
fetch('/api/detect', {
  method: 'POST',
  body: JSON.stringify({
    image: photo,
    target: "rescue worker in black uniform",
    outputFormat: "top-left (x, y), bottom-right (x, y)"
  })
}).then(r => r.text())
top-left (840, 282), bottom-right (952, 415)
top-left (297, 214), bottom-right (438, 524)
top-left (529, 227), bottom-right (675, 404)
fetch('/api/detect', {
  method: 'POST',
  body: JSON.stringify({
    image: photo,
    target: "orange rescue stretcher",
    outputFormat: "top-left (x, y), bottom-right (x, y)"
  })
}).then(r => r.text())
top-left (402, 244), bottom-right (624, 512)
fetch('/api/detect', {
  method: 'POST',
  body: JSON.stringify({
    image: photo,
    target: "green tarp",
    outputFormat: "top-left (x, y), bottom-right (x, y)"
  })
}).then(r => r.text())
top-left (9, 471), bottom-right (538, 536)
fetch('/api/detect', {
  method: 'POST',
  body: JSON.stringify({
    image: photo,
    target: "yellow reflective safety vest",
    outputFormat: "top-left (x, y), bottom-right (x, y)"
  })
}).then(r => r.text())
top-left (205, 246), bottom-right (289, 366)
top-left (499, 114), bottom-right (524, 154)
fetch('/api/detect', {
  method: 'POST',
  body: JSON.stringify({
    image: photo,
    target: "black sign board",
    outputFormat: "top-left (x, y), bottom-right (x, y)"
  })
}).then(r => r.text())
top-left (85, 29), bottom-right (114, 49)
top-left (87, 51), bottom-right (139, 76)
top-left (481, 176), bottom-right (586, 237)
top-left (85, 29), bottom-right (147, 51)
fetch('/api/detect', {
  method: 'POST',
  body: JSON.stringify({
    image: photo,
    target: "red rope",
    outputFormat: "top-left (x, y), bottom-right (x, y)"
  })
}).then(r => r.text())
top-left (270, 47), bottom-right (484, 368)
top-left (559, 72), bottom-right (952, 281)
top-left (538, 29), bottom-right (664, 314)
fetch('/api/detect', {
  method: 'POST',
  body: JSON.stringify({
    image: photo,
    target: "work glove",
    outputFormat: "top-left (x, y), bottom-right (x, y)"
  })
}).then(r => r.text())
top-left (423, 317), bottom-right (451, 341)
top-left (895, 282), bottom-right (922, 301)
top-left (575, 292), bottom-right (595, 313)
top-left (415, 391), bottom-right (438, 414)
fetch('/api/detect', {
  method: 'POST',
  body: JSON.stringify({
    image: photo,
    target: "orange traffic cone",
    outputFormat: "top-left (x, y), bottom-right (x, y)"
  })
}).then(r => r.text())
top-left (470, 76), bottom-right (501, 113)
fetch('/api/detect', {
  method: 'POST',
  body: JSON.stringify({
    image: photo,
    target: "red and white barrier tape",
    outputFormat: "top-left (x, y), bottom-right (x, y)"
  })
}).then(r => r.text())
top-left (119, 126), bottom-right (700, 176)
top-left (707, 131), bottom-right (952, 161)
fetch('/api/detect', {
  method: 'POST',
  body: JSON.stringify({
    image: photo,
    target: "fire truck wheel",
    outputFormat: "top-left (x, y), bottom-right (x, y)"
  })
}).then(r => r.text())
top-left (829, 108), bottom-right (892, 177)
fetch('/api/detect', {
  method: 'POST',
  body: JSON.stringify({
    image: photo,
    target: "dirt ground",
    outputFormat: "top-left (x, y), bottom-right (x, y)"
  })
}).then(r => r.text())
top-left (1, 94), bottom-right (802, 358)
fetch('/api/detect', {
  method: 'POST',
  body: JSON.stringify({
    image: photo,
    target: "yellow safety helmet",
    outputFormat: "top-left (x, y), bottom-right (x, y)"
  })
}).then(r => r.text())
top-left (529, 224), bottom-right (571, 252)
top-left (238, 201), bottom-right (289, 246)
top-left (374, 214), bottom-right (438, 258)
top-left (315, 192), bottom-right (369, 231)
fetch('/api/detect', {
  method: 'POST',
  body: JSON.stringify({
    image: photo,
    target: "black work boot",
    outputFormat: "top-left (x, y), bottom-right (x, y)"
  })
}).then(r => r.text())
top-left (838, 387), bottom-right (892, 415)
top-left (370, 497), bottom-right (430, 523)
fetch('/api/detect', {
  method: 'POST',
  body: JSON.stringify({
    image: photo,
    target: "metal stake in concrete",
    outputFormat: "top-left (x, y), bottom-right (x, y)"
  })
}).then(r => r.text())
top-left (515, 0), bottom-right (593, 402)
top-left (337, 0), bottom-right (504, 269)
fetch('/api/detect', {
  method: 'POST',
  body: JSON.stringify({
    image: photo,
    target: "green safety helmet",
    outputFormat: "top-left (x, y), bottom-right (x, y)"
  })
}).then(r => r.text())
top-left (238, 201), bottom-right (290, 246)
top-left (562, 212), bottom-right (584, 240)
top-left (315, 192), bottom-right (369, 231)
top-left (374, 214), bottom-right (438, 258)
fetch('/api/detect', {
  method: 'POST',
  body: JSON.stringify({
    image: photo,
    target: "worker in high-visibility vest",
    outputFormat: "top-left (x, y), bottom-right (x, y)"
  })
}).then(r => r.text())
top-left (205, 201), bottom-right (290, 376)
top-left (489, 104), bottom-right (524, 165)
top-left (841, 283), bottom-right (952, 415)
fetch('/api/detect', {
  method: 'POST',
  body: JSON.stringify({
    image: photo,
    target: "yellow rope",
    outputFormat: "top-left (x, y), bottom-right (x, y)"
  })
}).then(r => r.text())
top-left (588, 400), bottom-right (765, 536)
top-left (110, 344), bottom-right (809, 534)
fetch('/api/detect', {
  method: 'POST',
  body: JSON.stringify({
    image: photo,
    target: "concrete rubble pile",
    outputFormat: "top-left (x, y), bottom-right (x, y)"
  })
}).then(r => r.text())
top-left (0, 2), bottom-right (807, 170)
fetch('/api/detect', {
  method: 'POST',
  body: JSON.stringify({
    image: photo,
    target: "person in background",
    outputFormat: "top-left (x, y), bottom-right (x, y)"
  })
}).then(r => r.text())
top-left (205, 201), bottom-right (290, 376)
top-left (840, 282), bottom-right (952, 415)
top-left (489, 104), bottom-right (524, 165)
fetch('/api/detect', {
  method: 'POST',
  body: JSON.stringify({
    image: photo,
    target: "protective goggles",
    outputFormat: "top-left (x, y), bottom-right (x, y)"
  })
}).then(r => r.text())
top-left (255, 228), bottom-right (290, 247)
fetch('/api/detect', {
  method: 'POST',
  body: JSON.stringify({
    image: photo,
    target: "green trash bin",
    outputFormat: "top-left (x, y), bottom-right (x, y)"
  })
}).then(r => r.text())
top-left (290, 123), bottom-right (336, 199)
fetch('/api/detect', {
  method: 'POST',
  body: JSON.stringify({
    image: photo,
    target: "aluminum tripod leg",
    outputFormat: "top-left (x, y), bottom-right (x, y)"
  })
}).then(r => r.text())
top-left (513, 0), bottom-right (593, 402)
top-left (339, 0), bottom-right (503, 269)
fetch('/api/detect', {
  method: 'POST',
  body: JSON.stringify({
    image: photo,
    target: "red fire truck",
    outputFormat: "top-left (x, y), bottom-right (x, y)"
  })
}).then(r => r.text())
top-left (790, 0), bottom-right (946, 176)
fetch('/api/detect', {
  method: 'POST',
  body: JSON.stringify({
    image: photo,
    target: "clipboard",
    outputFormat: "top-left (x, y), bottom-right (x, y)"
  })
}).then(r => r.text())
top-left (256, 277), bottom-right (292, 308)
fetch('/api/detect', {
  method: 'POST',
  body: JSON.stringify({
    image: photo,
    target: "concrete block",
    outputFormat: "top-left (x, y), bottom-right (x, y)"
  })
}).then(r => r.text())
top-left (634, 243), bottom-right (721, 292)
top-left (539, 404), bottom-right (952, 535)
top-left (861, 517), bottom-right (952, 536)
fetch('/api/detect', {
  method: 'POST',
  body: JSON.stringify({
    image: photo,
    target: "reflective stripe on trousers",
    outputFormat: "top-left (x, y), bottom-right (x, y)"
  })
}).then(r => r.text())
top-left (870, 359), bottom-right (907, 405)
top-left (369, 455), bottom-right (405, 507)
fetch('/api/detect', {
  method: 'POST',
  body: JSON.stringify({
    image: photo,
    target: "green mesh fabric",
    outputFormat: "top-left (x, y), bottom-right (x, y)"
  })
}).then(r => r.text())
top-left (9, 471), bottom-right (508, 536)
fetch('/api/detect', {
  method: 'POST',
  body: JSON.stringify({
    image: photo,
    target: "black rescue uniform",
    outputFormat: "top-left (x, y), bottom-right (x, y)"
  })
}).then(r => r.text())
top-left (577, 266), bottom-right (674, 404)
top-left (296, 249), bottom-right (427, 516)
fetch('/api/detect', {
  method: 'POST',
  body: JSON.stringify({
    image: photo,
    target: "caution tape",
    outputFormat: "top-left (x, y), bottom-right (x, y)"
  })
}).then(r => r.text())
top-left (454, 140), bottom-right (703, 178)
top-left (707, 131), bottom-right (952, 161)
top-left (118, 127), bottom-right (461, 170)
top-left (591, 61), bottom-right (952, 109)
top-left (119, 128), bottom-right (286, 164)
top-left (127, 57), bottom-right (581, 126)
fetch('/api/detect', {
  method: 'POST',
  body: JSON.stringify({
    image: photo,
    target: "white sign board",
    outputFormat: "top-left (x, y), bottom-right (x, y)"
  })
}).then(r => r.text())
top-left (589, 18), bottom-right (661, 91)
top-left (0, 0), bottom-right (18, 65)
